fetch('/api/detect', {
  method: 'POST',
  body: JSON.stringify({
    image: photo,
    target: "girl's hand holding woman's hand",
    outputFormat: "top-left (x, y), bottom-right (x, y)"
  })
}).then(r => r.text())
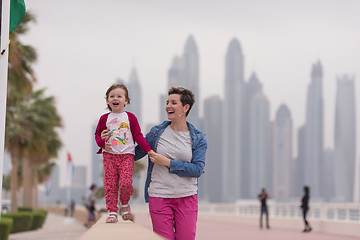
top-left (149, 151), bottom-right (171, 168)
top-left (148, 150), bottom-right (155, 157)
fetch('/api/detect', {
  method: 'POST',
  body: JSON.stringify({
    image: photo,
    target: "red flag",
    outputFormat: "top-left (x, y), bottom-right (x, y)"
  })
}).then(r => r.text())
top-left (67, 152), bottom-right (74, 187)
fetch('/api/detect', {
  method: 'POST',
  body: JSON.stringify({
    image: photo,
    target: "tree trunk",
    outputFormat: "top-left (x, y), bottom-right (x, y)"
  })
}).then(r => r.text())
top-left (22, 151), bottom-right (33, 207)
top-left (32, 163), bottom-right (39, 209)
top-left (10, 145), bottom-right (19, 212)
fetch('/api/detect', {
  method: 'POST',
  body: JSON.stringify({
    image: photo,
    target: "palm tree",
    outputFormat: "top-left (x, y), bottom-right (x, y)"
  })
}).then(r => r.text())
top-left (5, 11), bottom-right (37, 211)
top-left (7, 12), bottom-right (37, 105)
top-left (29, 126), bottom-right (62, 208)
top-left (4, 12), bottom-right (53, 211)
top-left (5, 99), bottom-right (31, 211)
top-left (19, 89), bottom-right (62, 207)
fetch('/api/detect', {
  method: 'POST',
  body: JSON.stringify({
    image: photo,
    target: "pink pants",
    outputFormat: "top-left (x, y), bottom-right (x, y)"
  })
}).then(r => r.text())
top-left (103, 152), bottom-right (134, 213)
top-left (149, 195), bottom-right (198, 240)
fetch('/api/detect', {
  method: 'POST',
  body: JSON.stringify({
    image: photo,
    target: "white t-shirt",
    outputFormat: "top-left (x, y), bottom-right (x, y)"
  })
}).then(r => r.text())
top-left (148, 126), bottom-right (197, 198)
top-left (105, 112), bottom-right (135, 155)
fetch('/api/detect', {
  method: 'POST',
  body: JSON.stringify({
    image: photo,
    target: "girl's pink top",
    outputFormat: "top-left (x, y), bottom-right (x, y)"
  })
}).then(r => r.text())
top-left (95, 111), bottom-right (152, 154)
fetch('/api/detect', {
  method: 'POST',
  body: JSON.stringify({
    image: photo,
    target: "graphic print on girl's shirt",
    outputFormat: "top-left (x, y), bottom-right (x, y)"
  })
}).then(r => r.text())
top-left (106, 113), bottom-right (135, 155)
top-left (109, 119), bottom-right (129, 145)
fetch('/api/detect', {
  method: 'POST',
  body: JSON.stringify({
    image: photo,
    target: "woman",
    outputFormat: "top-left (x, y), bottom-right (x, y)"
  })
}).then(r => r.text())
top-left (135, 87), bottom-right (207, 240)
top-left (300, 185), bottom-right (312, 232)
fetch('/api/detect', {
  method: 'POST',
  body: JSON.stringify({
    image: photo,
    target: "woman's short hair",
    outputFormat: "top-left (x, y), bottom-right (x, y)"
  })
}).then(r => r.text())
top-left (168, 87), bottom-right (195, 116)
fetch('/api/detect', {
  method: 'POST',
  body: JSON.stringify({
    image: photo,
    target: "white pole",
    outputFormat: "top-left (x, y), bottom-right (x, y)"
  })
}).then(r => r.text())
top-left (64, 157), bottom-right (74, 223)
top-left (353, 156), bottom-right (360, 202)
top-left (66, 186), bottom-right (70, 215)
top-left (0, 0), bottom-right (11, 219)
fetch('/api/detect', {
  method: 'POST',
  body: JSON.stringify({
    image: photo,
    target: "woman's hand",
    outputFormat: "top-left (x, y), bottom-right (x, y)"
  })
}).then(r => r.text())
top-left (149, 152), bottom-right (170, 168)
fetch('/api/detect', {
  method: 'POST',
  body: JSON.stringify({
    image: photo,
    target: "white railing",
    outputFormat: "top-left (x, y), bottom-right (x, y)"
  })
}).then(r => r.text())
top-left (198, 202), bottom-right (360, 222)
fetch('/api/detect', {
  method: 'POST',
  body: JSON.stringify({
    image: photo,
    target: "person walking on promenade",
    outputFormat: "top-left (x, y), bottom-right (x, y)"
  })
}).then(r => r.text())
top-left (95, 83), bottom-right (154, 223)
top-left (85, 184), bottom-right (97, 209)
top-left (84, 184), bottom-right (97, 225)
top-left (300, 185), bottom-right (312, 232)
top-left (258, 188), bottom-right (270, 229)
top-left (84, 200), bottom-right (97, 228)
top-left (134, 87), bottom-right (207, 240)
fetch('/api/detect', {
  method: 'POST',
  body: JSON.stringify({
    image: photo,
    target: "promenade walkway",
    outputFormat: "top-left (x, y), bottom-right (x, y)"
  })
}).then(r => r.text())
top-left (135, 211), bottom-right (360, 240)
top-left (9, 213), bottom-right (87, 240)
top-left (8, 207), bottom-right (360, 240)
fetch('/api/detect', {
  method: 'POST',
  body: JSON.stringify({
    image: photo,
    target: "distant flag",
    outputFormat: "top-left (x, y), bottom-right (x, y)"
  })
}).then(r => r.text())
top-left (67, 152), bottom-right (74, 187)
top-left (0, 0), bottom-right (26, 36)
top-left (44, 175), bottom-right (51, 196)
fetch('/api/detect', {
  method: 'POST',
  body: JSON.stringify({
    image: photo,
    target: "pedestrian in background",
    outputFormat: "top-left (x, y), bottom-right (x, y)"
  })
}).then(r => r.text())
top-left (258, 188), bottom-right (270, 229)
top-left (84, 200), bottom-right (97, 228)
top-left (300, 185), bottom-right (312, 232)
top-left (85, 184), bottom-right (97, 209)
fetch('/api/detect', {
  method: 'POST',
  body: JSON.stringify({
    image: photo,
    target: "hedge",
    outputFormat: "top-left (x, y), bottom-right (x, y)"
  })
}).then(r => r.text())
top-left (31, 210), bottom-right (47, 230)
top-left (1, 212), bottom-right (33, 233)
top-left (0, 217), bottom-right (13, 240)
top-left (18, 206), bottom-right (33, 212)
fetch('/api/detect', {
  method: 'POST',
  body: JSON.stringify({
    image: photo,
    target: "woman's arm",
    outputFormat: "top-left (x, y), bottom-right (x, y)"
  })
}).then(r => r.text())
top-left (150, 134), bottom-right (207, 178)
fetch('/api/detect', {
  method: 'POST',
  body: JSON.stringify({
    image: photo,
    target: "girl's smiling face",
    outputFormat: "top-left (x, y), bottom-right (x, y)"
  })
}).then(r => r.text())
top-left (106, 87), bottom-right (128, 113)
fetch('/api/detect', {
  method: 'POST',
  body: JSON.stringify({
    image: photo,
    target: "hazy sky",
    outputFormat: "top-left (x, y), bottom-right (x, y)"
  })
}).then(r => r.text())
top-left (19, 0), bottom-right (360, 186)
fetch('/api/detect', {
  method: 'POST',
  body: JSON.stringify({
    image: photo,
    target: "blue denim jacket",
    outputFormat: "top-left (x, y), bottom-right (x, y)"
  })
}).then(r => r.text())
top-left (135, 120), bottom-right (207, 202)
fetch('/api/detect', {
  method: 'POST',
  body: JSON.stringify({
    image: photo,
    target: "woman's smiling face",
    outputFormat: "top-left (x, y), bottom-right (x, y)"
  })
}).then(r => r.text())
top-left (166, 94), bottom-right (187, 120)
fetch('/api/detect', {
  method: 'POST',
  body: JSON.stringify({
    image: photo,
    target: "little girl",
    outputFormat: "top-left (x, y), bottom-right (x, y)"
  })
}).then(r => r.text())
top-left (95, 83), bottom-right (153, 223)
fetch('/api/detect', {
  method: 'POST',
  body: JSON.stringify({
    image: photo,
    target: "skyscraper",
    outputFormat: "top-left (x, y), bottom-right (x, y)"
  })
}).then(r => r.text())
top-left (222, 38), bottom-right (244, 201)
top-left (160, 56), bottom-right (184, 122)
top-left (242, 72), bottom-right (262, 198)
top-left (182, 35), bottom-right (200, 126)
top-left (322, 149), bottom-right (335, 201)
top-left (168, 56), bottom-right (183, 89)
top-left (334, 75), bottom-right (356, 201)
top-left (249, 92), bottom-right (271, 198)
top-left (201, 96), bottom-right (223, 202)
top-left (273, 104), bottom-right (292, 201)
top-left (293, 126), bottom-right (306, 198)
top-left (125, 68), bottom-right (143, 124)
top-left (162, 35), bottom-right (201, 127)
top-left (304, 61), bottom-right (324, 200)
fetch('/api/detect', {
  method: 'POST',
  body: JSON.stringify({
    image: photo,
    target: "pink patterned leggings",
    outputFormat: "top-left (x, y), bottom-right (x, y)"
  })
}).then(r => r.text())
top-left (103, 152), bottom-right (134, 213)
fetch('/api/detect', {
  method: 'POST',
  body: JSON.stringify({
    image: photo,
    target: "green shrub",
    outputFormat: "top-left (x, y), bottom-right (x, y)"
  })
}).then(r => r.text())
top-left (31, 210), bottom-right (47, 230)
top-left (0, 217), bottom-right (13, 240)
top-left (36, 208), bottom-right (48, 227)
top-left (36, 209), bottom-right (48, 218)
top-left (1, 212), bottom-right (33, 233)
top-left (18, 206), bottom-right (33, 212)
